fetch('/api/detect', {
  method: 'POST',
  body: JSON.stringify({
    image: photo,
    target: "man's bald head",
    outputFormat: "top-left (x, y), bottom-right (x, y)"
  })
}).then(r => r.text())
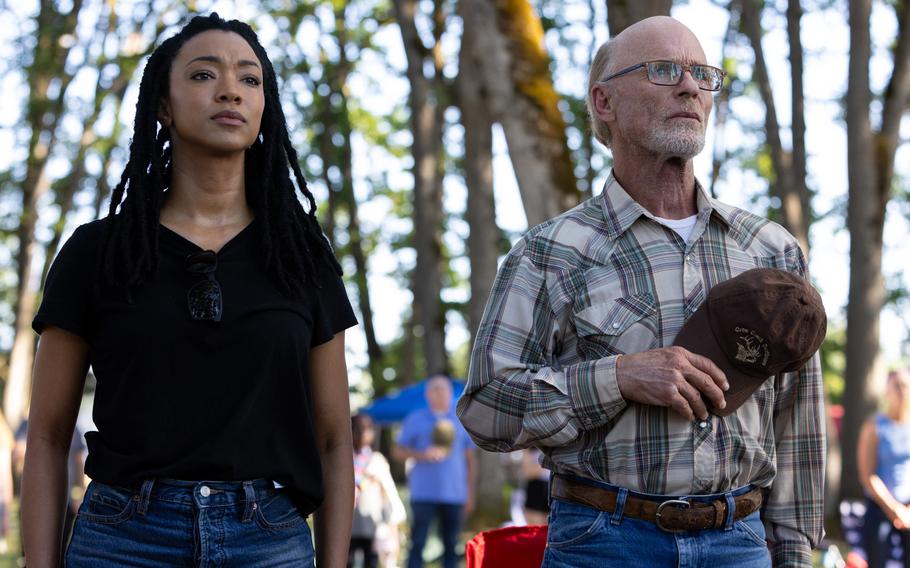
top-left (586, 16), bottom-right (709, 149)
top-left (425, 374), bottom-right (454, 413)
top-left (610, 17), bottom-right (705, 72)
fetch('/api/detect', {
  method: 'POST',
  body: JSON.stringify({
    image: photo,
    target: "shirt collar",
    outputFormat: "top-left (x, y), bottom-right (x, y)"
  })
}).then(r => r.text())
top-left (597, 170), bottom-right (732, 240)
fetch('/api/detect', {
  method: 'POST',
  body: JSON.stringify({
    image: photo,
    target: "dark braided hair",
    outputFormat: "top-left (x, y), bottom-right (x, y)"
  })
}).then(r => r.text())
top-left (102, 13), bottom-right (340, 296)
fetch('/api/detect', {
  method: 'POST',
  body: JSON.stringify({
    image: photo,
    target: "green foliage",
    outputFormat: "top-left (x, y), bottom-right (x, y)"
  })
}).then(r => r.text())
top-left (820, 325), bottom-right (846, 405)
top-left (448, 335), bottom-right (470, 379)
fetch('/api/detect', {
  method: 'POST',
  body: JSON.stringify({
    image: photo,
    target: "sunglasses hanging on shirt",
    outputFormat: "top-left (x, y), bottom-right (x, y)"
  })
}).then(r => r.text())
top-left (185, 250), bottom-right (222, 322)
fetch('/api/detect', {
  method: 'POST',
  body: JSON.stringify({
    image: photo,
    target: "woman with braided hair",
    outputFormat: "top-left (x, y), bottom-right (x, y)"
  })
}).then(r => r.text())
top-left (21, 13), bottom-right (356, 567)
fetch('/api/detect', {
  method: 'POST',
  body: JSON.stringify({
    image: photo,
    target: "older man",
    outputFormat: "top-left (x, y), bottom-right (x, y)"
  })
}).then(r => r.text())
top-left (394, 374), bottom-right (476, 568)
top-left (457, 16), bottom-right (825, 568)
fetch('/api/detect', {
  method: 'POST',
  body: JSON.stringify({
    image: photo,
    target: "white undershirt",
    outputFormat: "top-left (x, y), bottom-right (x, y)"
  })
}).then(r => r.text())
top-left (654, 214), bottom-right (698, 244)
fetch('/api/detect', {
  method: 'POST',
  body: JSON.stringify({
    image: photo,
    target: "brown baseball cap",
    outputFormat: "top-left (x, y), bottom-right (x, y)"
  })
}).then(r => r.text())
top-left (673, 268), bottom-right (826, 417)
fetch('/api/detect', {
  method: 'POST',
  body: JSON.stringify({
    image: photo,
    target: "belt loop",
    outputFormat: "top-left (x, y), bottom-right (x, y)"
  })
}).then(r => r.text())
top-left (137, 479), bottom-right (155, 516)
top-left (610, 487), bottom-right (629, 526)
top-left (723, 491), bottom-right (736, 531)
top-left (241, 481), bottom-right (257, 522)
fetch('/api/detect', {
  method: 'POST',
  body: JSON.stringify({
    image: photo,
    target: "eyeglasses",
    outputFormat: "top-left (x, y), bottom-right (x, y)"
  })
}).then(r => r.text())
top-left (185, 250), bottom-right (222, 322)
top-left (599, 60), bottom-right (726, 92)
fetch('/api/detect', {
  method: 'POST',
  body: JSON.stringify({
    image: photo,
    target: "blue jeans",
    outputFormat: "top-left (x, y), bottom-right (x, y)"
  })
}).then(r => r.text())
top-left (861, 497), bottom-right (910, 568)
top-left (407, 501), bottom-right (462, 568)
top-left (66, 479), bottom-right (314, 567)
top-left (541, 483), bottom-right (771, 568)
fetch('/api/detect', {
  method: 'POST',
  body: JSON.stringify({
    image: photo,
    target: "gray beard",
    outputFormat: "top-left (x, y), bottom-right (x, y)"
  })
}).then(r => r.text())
top-left (644, 122), bottom-right (705, 160)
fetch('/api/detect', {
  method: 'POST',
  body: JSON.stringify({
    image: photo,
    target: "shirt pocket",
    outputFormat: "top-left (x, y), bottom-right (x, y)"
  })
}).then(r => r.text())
top-left (574, 293), bottom-right (658, 358)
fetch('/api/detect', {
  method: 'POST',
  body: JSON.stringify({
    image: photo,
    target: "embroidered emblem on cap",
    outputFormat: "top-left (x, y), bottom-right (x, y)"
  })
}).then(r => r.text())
top-left (674, 268), bottom-right (826, 417)
top-left (734, 327), bottom-right (770, 366)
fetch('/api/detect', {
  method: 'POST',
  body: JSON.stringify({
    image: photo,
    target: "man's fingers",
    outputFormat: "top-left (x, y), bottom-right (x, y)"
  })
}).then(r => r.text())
top-left (668, 392), bottom-right (695, 422)
top-left (618, 347), bottom-right (733, 420)
top-left (676, 381), bottom-right (709, 421)
top-left (684, 367), bottom-right (726, 412)
top-left (684, 350), bottom-right (729, 391)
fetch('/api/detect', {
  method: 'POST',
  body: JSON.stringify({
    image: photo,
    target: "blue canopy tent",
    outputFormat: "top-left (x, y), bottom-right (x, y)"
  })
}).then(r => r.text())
top-left (362, 378), bottom-right (466, 425)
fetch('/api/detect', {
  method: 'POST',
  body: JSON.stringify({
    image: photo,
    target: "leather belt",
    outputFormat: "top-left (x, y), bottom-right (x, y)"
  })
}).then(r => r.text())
top-left (550, 475), bottom-right (763, 532)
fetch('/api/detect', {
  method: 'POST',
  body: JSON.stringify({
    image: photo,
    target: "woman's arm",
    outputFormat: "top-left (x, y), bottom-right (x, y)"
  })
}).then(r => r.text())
top-left (22, 326), bottom-right (89, 567)
top-left (857, 417), bottom-right (910, 528)
top-left (309, 332), bottom-right (354, 568)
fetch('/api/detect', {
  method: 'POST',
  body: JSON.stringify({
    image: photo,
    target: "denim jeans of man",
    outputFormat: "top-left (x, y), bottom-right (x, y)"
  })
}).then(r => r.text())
top-left (541, 484), bottom-right (771, 568)
top-left (406, 501), bottom-right (462, 568)
top-left (65, 479), bottom-right (314, 567)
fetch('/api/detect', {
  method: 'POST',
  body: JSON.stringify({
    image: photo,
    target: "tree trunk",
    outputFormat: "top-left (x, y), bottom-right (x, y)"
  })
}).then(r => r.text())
top-left (709, 12), bottom-right (737, 199)
top-left (5, 0), bottom-right (85, 428)
top-left (605, 0), bottom-right (672, 37)
top-left (319, 109), bottom-right (339, 252)
top-left (457, 4), bottom-right (499, 342)
top-left (458, 0), bottom-right (509, 523)
top-left (400, 308), bottom-right (418, 386)
top-left (787, 0), bottom-right (811, 242)
top-left (778, 0), bottom-right (838, 521)
top-left (841, 0), bottom-right (910, 500)
top-left (460, 0), bottom-right (581, 227)
top-left (332, 4), bottom-right (386, 392)
top-left (583, 0), bottom-right (599, 196)
top-left (394, 0), bottom-right (448, 375)
top-left (42, 17), bottom-right (126, 282)
top-left (739, 0), bottom-right (810, 254)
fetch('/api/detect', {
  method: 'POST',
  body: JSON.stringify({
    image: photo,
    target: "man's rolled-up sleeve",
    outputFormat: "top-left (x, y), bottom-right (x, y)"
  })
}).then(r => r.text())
top-left (456, 242), bottom-right (626, 452)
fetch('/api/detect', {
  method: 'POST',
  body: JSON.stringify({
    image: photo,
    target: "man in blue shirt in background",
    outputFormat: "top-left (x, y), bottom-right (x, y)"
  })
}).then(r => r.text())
top-left (395, 374), bottom-right (476, 568)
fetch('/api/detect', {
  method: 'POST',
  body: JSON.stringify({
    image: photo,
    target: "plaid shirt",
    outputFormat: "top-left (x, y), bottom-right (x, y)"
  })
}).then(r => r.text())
top-left (457, 174), bottom-right (825, 566)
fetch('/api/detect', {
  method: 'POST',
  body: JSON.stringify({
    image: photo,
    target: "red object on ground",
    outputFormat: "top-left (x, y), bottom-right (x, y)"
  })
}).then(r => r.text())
top-left (845, 550), bottom-right (868, 568)
top-left (465, 525), bottom-right (549, 568)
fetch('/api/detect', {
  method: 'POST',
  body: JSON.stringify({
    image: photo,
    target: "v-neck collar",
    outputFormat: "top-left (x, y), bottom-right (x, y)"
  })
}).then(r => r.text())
top-left (159, 218), bottom-right (257, 255)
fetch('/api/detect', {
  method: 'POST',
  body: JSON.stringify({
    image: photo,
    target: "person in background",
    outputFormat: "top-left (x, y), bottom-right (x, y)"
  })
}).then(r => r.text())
top-left (521, 448), bottom-right (550, 526)
top-left (857, 368), bottom-right (910, 568)
top-left (350, 413), bottom-right (406, 568)
top-left (394, 374), bottom-right (476, 568)
top-left (22, 13), bottom-right (356, 567)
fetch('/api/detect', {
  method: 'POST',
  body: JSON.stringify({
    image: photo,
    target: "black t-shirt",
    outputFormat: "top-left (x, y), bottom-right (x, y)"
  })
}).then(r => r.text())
top-left (33, 218), bottom-right (357, 514)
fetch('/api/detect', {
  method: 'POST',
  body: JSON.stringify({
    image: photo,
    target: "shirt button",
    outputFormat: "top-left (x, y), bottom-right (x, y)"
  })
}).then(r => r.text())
top-left (612, 322), bottom-right (620, 329)
top-left (699, 421), bottom-right (708, 429)
top-left (200, 485), bottom-right (211, 497)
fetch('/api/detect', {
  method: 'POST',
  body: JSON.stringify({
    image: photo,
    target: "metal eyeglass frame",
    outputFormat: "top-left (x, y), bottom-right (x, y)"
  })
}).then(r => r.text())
top-left (598, 60), bottom-right (726, 92)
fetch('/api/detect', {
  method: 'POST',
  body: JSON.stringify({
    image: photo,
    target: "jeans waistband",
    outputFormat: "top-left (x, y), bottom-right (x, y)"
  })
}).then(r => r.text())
top-left (124, 478), bottom-right (274, 521)
top-left (151, 478), bottom-right (275, 491)
top-left (551, 474), bottom-right (764, 532)
top-left (557, 473), bottom-right (755, 503)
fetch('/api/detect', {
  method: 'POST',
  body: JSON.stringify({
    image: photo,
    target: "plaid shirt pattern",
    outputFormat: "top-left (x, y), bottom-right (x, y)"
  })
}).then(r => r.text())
top-left (457, 174), bottom-right (825, 566)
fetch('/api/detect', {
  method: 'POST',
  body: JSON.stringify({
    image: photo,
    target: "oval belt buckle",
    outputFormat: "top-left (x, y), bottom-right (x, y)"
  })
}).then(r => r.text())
top-left (655, 499), bottom-right (691, 532)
